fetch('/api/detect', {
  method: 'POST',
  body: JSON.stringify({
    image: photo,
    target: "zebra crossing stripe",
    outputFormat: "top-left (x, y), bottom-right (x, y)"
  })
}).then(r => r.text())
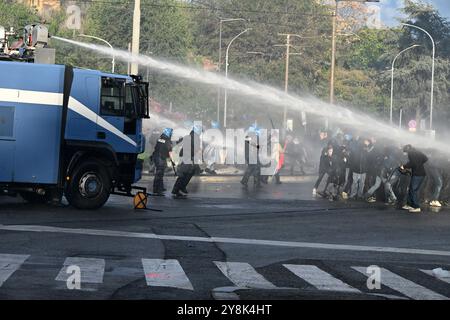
top-left (142, 259), bottom-right (194, 290)
top-left (0, 254), bottom-right (29, 287)
top-left (284, 264), bottom-right (360, 293)
top-left (353, 267), bottom-right (448, 300)
top-left (55, 257), bottom-right (105, 284)
top-left (421, 269), bottom-right (450, 284)
top-left (214, 261), bottom-right (277, 289)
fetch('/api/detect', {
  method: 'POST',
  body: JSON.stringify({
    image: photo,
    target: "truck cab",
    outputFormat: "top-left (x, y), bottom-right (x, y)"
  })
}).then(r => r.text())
top-left (0, 25), bottom-right (150, 209)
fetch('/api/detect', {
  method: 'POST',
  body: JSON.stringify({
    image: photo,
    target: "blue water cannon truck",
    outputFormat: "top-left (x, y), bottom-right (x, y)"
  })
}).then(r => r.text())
top-left (0, 25), bottom-right (149, 209)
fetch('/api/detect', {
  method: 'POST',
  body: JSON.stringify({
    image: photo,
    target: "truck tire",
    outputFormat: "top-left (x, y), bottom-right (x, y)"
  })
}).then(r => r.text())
top-left (65, 159), bottom-right (112, 210)
top-left (20, 192), bottom-right (51, 204)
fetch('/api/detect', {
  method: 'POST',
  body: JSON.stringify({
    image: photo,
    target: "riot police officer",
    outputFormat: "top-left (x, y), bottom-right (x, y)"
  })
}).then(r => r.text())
top-left (172, 125), bottom-right (202, 198)
top-left (241, 126), bottom-right (261, 188)
top-left (151, 128), bottom-right (174, 196)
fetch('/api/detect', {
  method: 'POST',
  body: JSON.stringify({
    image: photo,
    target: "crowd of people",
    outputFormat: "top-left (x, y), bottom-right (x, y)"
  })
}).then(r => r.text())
top-left (312, 130), bottom-right (450, 213)
top-left (148, 123), bottom-right (449, 211)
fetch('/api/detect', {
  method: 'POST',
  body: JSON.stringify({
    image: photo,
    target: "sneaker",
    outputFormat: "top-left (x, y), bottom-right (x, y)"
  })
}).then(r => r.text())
top-left (180, 188), bottom-right (189, 194)
top-left (409, 207), bottom-right (421, 213)
top-left (172, 192), bottom-right (187, 199)
top-left (367, 197), bottom-right (376, 203)
top-left (341, 192), bottom-right (348, 200)
top-left (312, 188), bottom-right (317, 196)
top-left (430, 200), bottom-right (442, 208)
top-left (402, 205), bottom-right (414, 210)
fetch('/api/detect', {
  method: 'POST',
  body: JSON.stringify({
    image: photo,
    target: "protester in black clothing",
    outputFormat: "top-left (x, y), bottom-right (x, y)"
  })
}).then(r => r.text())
top-left (349, 139), bottom-right (369, 200)
top-left (401, 144), bottom-right (428, 212)
top-left (151, 128), bottom-right (174, 196)
top-left (313, 130), bottom-right (330, 196)
top-left (364, 139), bottom-right (383, 202)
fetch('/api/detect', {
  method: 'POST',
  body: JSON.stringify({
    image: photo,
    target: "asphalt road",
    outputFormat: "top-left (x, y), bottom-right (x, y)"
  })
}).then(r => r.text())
top-left (1, 175), bottom-right (450, 300)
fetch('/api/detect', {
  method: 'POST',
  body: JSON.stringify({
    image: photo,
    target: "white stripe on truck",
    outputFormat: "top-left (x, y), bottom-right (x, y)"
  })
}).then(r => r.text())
top-left (0, 88), bottom-right (137, 147)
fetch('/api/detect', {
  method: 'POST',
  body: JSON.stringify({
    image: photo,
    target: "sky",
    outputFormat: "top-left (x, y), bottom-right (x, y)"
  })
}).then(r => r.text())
top-left (379, 0), bottom-right (450, 26)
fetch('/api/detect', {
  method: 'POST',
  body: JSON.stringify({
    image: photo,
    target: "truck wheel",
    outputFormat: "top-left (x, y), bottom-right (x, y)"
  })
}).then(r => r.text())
top-left (65, 159), bottom-right (111, 209)
top-left (20, 192), bottom-right (51, 204)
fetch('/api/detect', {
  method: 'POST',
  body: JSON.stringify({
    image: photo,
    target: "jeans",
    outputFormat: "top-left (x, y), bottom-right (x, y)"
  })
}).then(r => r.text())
top-left (385, 169), bottom-right (401, 202)
top-left (407, 176), bottom-right (425, 209)
top-left (366, 176), bottom-right (382, 198)
top-left (350, 172), bottom-right (366, 199)
top-left (428, 167), bottom-right (443, 201)
top-left (314, 172), bottom-right (327, 189)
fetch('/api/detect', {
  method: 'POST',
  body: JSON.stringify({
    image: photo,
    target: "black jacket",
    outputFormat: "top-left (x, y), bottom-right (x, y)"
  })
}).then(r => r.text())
top-left (404, 149), bottom-right (428, 177)
top-left (349, 145), bottom-right (368, 174)
top-left (152, 134), bottom-right (172, 160)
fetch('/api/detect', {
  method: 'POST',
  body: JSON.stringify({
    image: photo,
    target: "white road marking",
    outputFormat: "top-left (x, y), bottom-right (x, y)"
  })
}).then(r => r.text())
top-left (421, 269), bottom-right (450, 284)
top-left (1, 224), bottom-right (450, 257)
top-left (55, 257), bottom-right (105, 284)
top-left (353, 267), bottom-right (448, 300)
top-left (284, 264), bottom-right (360, 293)
top-left (0, 254), bottom-right (29, 287)
top-left (214, 261), bottom-right (276, 289)
top-left (142, 259), bottom-right (193, 290)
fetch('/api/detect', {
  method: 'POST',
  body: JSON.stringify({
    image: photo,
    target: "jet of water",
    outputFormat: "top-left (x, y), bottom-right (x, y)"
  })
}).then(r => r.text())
top-left (52, 36), bottom-right (449, 153)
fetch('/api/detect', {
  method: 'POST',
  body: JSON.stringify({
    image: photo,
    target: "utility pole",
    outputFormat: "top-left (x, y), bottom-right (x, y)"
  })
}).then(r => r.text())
top-left (330, 1), bottom-right (337, 104)
top-left (131, 0), bottom-right (141, 75)
top-left (275, 34), bottom-right (303, 131)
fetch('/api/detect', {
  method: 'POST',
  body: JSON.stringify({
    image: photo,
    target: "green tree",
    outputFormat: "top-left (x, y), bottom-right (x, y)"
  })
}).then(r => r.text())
top-left (0, 0), bottom-right (40, 34)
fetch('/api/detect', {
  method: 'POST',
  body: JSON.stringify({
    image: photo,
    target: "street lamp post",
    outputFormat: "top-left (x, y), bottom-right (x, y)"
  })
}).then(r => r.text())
top-left (223, 28), bottom-right (250, 128)
top-left (390, 45), bottom-right (420, 125)
top-left (217, 18), bottom-right (246, 125)
top-left (402, 23), bottom-right (436, 130)
top-left (79, 34), bottom-right (115, 73)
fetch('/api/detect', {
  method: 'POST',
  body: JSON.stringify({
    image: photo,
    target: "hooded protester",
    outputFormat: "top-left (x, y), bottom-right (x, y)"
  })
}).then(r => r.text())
top-left (313, 130), bottom-right (332, 196)
top-left (401, 144), bottom-right (428, 213)
top-left (381, 146), bottom-right (403, 205)
top-left (151, 128), bottom-right (174, 196)
top-left (364, 138), bottom-right (383, 203)
top-left (349, 139), bottom-right (369, 200)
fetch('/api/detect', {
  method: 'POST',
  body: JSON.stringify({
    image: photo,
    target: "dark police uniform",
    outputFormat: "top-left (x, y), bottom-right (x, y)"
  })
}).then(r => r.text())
top-left (152, 134), bottom-right (172, 194)
top-left (241, 133), bottom-right (261, 187)
top-left (172, 130), bottom-right (202, 197)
